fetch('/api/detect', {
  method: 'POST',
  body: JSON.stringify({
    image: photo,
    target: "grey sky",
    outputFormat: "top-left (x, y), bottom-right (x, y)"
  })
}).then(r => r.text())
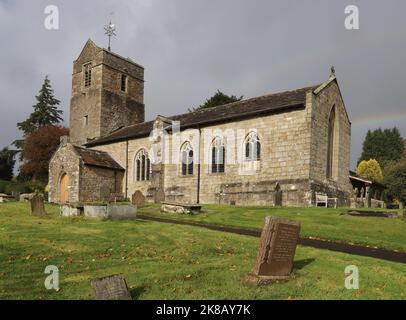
top-left (0, 0), bottom-right (405, 170)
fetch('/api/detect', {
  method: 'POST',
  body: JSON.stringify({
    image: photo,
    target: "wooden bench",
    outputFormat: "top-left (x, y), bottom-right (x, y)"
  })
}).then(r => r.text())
top-left (316, 193), bottom-right (338, 208)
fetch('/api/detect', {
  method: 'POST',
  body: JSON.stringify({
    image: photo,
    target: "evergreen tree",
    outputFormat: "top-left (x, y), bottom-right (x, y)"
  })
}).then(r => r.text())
top-left (0, 147), bottom-right (17, 181)
top-left (359, 127), bottom-right (404, 167)
top-left (17, 76), bottom-right (63, 135)
top-left (13, 76), bottom-right (63, 158)
top-left (383, 160), bottom-right (406, 205)
top-left (189, 90), bottom-right (243, 112)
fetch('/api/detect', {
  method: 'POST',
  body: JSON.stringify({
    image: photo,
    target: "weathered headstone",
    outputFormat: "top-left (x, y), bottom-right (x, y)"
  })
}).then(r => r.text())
top-left (131, 190), bottom-right (145, 208)
top-left (100, 185), bottom-right (111, 202)
top-left (30, 194), bottom-right (46, 217)
top-left (245, 216), bottom-right (300, 285)
top-left (274, 183), bottom-right (282, 206)
top-left (91, 274), bottom-right (132, 300)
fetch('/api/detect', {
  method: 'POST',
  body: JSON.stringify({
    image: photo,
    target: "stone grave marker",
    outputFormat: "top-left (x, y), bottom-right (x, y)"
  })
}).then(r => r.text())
top-left (131, 190), bottom-right (145, 208)
top-left (100, 185), bottom-right (111, 202)
top-left (30, 194), bottom-right (46, 217)
top-left (91, 274), bottom-right (132, 300)
top-left (274, 183), bottom-right (282, 206)
top-left (245, 216), bottom-right (300, 285)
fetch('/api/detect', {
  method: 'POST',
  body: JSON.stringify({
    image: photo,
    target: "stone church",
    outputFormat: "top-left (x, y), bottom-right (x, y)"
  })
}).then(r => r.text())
top-left (49, 39), bottom-right (352, 207)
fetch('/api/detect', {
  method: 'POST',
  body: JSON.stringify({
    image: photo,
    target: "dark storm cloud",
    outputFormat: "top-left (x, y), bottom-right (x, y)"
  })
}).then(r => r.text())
top-left (0, 0), bottom-right (405, 170)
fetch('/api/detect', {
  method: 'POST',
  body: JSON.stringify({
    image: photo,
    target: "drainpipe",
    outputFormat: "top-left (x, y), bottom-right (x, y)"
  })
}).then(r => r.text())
top-left (197, 126), bottom-right (201, 204)
top-left (125, 139), bottom-right (129, 200)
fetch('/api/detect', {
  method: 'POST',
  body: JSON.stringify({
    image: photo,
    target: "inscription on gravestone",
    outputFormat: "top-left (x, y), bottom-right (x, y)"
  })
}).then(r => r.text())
top-left (246, 216), bottom-right (300, 285)
top-left (30, 194), bottom-right (46, 217)
top-left (91, 274), bottom-right (132, 300)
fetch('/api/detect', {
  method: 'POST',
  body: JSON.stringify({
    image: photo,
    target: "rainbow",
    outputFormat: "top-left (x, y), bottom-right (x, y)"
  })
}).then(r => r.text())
top-left (351, 110), bottom-right (406, 125)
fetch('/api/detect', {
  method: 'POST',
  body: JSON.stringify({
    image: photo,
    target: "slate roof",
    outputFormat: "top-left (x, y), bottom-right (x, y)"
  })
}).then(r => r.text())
top-left (73, 146), bottom-right (124, 171)
top-left (86, 84), bottom-right (320, 147)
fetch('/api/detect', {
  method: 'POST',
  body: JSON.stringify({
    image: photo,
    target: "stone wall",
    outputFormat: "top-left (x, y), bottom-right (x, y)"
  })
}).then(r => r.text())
top-left (92, 136), bottom-right (154, 200)
top-left (196, 109), bottom-right (312, 206)
top-left (100, 89), bottom-right (145, 136)
top-left (309, 79), bottom-right (352, 205)
top-left (79, 166), bottom-right (124, 203)
top-left (48, 143), bottom-right (81, 204)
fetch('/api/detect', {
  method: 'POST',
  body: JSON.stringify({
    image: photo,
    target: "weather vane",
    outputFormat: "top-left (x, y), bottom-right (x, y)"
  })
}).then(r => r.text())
top-left (104, 20), bottom-right (116, 51)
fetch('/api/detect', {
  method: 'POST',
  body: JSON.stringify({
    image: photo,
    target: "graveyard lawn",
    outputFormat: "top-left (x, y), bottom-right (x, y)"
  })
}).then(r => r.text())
top-left (138, 204), bottom-right (406, 252)
top-left (0, 203), bottom-right (405, 300)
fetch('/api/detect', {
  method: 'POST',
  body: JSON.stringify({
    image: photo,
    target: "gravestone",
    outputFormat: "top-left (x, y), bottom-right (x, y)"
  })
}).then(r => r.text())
top-left (91, 274), bottom-right (132, 300)
top-left (30, 194), bottom-right (46, 217)
top-left (274, 183), bottom-right (282, 206)
top-left (245, 216), bottom-right (300, 285)
top-left (100, 185), bottom-right (111, 202)
top-left (131, 190), bottom-right (145, 208)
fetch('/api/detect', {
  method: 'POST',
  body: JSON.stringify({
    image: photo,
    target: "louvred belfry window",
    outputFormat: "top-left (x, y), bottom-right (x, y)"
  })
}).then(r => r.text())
top-left (83, 63), bottom-right (92, 88)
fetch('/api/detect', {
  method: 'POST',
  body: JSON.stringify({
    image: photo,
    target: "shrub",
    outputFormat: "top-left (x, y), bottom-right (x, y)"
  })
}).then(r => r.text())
top-left (0, 180), bottom-right (45, 194)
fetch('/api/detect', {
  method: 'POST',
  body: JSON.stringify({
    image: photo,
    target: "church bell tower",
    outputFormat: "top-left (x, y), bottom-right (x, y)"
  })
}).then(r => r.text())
top-left (69, 39), bottom-right (145, 145)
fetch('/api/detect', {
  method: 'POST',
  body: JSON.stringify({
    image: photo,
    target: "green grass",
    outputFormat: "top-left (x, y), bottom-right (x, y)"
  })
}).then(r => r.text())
top-left (138, 204), bottom-right (406, 252)
top-left (0, 202), bottom-right (405, 300)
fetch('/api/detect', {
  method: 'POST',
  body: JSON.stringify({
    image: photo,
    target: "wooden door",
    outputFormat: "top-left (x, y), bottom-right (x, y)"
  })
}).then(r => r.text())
top-left (60, 174), bottom-right (69, 203)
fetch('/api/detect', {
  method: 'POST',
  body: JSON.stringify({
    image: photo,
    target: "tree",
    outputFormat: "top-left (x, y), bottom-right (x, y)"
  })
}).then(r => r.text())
top-left (356, 159), bottom-right (383, 181)
top-left (17, 76), bottom-right (63, 135)
top-left (189, 90), bottom-right (243, 112)
top-left (403, 139), bottom-right (406, 159)
top-left (359, 128), bottom-right (404, 167)
top-left (382, 160), bottom-right (406, 205)
top-left (20, 125), bottom-right (69, 181)
top-left (14, 76), bottom-right (63, 157)
top-left (0, 147), bottom-right (17, 181)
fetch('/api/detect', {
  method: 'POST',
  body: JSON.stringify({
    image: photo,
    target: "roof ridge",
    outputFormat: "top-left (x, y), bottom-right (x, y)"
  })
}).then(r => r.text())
top-left (185, 83), bottom-right (322, 116)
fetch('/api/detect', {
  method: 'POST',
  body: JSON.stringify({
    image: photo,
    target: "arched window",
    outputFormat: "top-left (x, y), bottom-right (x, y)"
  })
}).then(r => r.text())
top-left (134, 149), bottom-right (151, 182)
top-left (244, 132), bottom-right (261, 161)
top-left (180, 142), bottom-right (194, 176)
top-left (211, 137), bottom-right (225, 173)
top-left (326, 106), bottom-right (336, 178)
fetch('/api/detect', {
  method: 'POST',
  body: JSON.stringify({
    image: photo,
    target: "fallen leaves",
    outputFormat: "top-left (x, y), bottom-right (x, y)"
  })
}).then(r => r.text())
top-left (98, 252), bottom-right (111, 259)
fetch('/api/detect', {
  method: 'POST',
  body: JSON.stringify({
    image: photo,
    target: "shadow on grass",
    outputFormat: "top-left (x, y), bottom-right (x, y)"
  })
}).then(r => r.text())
top-left (293, 258), bottom-right (315, 271)
top-left (130, 286), bottom-right (147, 300)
